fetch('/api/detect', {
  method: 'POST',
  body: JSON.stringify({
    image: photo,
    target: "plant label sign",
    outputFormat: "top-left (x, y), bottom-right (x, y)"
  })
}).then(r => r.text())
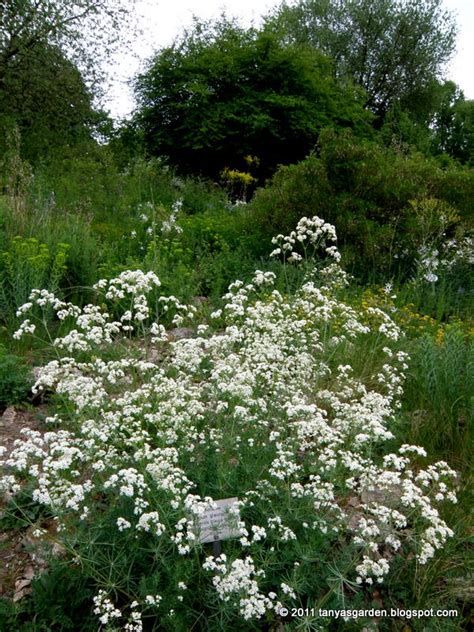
top-left (193, 497), bottom-right (240, 544)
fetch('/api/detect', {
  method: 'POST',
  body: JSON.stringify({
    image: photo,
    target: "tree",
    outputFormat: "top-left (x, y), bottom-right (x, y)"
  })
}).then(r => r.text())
top-left (431, 82), bottom-right (474, 165)
top-left (0, 0), bottom-right (133, 162)
top-left (135, 19), bottom-right (372, 181)
top-left (266, 0), bottom-right (457, 124)
top-left (0, 0), bottom-right (136, 93)
top-left (0, 41), bottom-right (101, 163)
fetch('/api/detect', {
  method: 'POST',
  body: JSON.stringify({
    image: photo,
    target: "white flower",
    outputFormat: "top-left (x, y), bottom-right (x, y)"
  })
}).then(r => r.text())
top-left (117, 517), bottom-right (132, 531)
top-left (424, 272), bottom-right (438, 283)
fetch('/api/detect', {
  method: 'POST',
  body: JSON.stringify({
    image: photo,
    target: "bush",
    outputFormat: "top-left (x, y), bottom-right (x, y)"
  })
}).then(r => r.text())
top-left (135, 19), bottom-right (372, 181)
top-left (251, 129), bottom-right (474, 279)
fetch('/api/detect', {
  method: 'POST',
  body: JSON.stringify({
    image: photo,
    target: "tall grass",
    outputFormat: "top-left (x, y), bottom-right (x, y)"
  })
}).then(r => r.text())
top-left (402, 326), bottom-right (473, 466)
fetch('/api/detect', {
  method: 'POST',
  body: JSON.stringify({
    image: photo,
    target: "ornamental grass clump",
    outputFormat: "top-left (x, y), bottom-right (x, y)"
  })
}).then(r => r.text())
top-left (1, 217), bottom-right (458, 630)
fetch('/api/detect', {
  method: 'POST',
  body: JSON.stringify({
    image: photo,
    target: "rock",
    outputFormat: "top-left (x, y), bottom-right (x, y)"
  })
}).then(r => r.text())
top-left (360, 485), bottom-right (402, 507)
top-left (147, 347), bottom-right (161, 363)
top-left (13, 586), bottom-right (31, 602)
top-left (192, 296), bottom-right (209, 306)
top-left (344, 486), bottom-right (403, 531)
top-left (23, 567), bottom-right (35, 580)
top-left (167, 327), bottom-right (194, 341)
top-left (1, 407), bottom-right (16, 424)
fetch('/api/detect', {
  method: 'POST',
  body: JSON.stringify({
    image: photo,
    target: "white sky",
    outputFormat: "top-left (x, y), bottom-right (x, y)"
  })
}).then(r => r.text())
top-left (105, 0), bottom-right (474, 120)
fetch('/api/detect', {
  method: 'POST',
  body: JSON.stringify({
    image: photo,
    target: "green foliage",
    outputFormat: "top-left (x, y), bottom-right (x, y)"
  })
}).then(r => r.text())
top-left (93, 202), bottom-right (268, 303)
top-left (0, 0), bottom-right (135, 93)
top-left (135, 18), bottom-right (372, 181)
top-left (403, 327), bottom-right (473, 461)
top-left (266, 0), bottom-right (457, 125)
top-left (2, 199), bottom-right (101, 297)
top-left (171, 206), bottom-right (271, 298)
top-left (0, 1), bottom-right (137, 166)
top-left (0, 236), bottom-right (69, 325)
top-left (0, 345), bottom-right (30, 408)
top-left (0, 561), bottom-right (97, 631)
top-left (0, 44), bottom-right (98, 165)
top-left (0, 127), bottom-right (34, 216)
top-left (30, 149), bottom-right (227, 220)
top-left (398, 267), bottom-right (473, 326)
top-left (431, 82), bottom-right (474, 165)
top-left (378, 79), bottom-right (474, 160)
top-left (250, 129), bottom-right (474, 279)
top-left (32, 143), bottom-right (125, 215)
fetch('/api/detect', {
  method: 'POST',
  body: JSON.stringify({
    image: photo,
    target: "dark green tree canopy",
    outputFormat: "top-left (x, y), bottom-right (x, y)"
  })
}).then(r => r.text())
top-left (0, 0), bottom-right (132, 162)
top-left (265, 0), bottom-right (457, 123)
top-left (135, 19), bottom-right (372, 180)
top-left (430, 82), bottom-right (474, 165)
top-left (0, 42), bottom-right (100, 163)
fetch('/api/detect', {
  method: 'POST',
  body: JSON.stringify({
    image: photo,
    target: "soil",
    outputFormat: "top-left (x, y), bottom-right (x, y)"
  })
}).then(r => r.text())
top-left (0, 405), bottom-right (62, 601)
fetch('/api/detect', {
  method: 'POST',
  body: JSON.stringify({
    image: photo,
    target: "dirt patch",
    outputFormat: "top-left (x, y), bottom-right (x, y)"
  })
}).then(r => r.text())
top-left (0, 405), bottom-right (63, 601)
top-left (0, 405), bottom-right (45, 463)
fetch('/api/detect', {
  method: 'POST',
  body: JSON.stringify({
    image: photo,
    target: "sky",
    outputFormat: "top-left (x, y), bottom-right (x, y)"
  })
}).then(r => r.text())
top-left (105, 0), bottom-right (474, 120)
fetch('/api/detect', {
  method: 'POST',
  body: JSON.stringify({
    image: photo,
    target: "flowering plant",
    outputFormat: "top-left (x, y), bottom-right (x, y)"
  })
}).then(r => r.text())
top-left (1, 217), bottom-right (457, 630)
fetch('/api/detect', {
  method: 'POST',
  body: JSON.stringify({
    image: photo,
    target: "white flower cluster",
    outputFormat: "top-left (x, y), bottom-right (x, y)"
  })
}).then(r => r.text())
top-left (162, 198), bottom-right (183, 234)
top-left (203, 554), bottom-right (283, 620)
top-left (13, 270), bottom-right (165, 352)
top-left (270, 215), bottom-right (341, 262)
top-left (93, 590), bottom-right (122, 626)
top-left (355, 556), bottom-right (390, 585)
top-left (158, 294), bottom-right (196, 327)
top-left (1, 218), bottom-right (458, 624)
top-left (129, 199), bottom-right (184, 251)
top-left (93, 591), bottom-right (144, 632)
top-left (417, 244), bottom-right (441, 283)
top-left (416, 235), bottom-right (473, 284)
top-left (12, 271), bottom-right (198, 358)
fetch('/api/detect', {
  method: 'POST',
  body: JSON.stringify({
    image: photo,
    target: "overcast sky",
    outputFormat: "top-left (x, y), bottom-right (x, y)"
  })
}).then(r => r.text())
top-left (105, 0), bottom-right (474, 120)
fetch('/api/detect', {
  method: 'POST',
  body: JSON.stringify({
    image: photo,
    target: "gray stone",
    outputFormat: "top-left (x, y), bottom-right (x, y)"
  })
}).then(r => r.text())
top-left (167, 327), bottom-right (195, 341)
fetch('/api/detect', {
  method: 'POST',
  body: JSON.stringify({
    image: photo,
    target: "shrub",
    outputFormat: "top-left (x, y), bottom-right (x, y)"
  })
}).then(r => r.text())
top-left (251, 129), bottom-right (474, 279)
top-left (135, 21), bottom-right (372, 181)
